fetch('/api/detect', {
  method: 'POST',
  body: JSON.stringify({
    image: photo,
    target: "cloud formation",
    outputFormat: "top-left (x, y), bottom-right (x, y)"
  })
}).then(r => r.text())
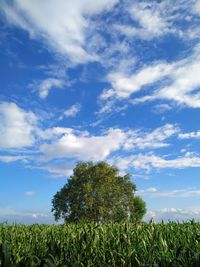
top-left (138, 187), bottom-right (200, 198)
top-left (112, 152), bottom-right (200, 172)
top-left (123, 124), bottom-right (179, 150)
top-left (1, 102), bottom-right (198, 176)
top-left (60, 103), bottom-right (81, 119)
top-left (0, 207), bottom-right (56, 224)
top-left (101, 45), bottom-right (200, 109)
top-left (2, 0), bottom-right (118, 64)
top-left (115, 1), bottom-right (173, 40)
top-left (1, 102), bottom-right (199, 177)
top-left (38, 78), bottom-right (64, 99)
top-left (37, 123), bottom-right (180, 163)
top-left (0, 102), bottom-right (37, 149)
top-left (145, 207), bottom-right (200, 222)
top-left (0, 155), bottom-right (27, 163)
top-left (179, 130), bottom-right (200, 139)
top-left (39, 128), bottom-right (126, 161)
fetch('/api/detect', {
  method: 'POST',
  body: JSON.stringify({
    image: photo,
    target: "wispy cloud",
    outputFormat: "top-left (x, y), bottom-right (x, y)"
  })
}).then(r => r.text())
top-left (112, 152), bottom-right (200, 172)
top-left (152, 103), bottom-right (173, 114)
top-left (38, 124), bottom-right (179, 163)
top-left (193, 0), bottom-right (200, 15)
top-left (100, 63), bottom-right (172, 100)
top-left (138, 187), bottom-right (200, 198)
top-left (38, 163), bottom-right (74, 178)
top-left (101, 44), bottom-right (200, 110)
top-left (2, 0), bottom-right (118, 64)
top-left (59, 103), bottom-right (81, 119)
top-left (25, 191), bottom-right (35, 197)
top-left (138, 187), bottom-right (158, 194)
top-left (0, 207), bottom-right (56, 224)
top-left (145, 207), bottom-right (200, 222)
top-left (0, 102), bottom-right (199, 176)
top-left (123, 124), bottom-right (179, 151)
top-left (0, 155), bottom-right (28, 163)
top-left (115, 0), bottom-right (200, 43)
top-left (179, 130), bottom-right (200, 139)
top-left (38, 78), bottom-right (64, 99)
top-left (115, 1), bottom-right (172, 40)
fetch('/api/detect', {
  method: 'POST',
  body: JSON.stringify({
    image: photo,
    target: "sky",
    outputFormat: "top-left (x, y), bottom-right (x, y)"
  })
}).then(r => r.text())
top-left (0, 0), bottom-right (200, 224)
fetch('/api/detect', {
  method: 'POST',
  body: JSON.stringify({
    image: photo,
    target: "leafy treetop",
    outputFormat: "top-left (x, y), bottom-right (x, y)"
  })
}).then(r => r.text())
top-left (52, 161), bottom-right (146, 223)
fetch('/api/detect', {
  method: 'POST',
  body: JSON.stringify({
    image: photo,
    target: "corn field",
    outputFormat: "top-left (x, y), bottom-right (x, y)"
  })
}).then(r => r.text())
top-left (0, 221), bottom-right (200, 266)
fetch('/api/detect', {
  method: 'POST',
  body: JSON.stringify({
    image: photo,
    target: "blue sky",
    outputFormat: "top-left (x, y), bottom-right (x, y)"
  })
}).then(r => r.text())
top-left (1, 0), bottom-right (200, 223)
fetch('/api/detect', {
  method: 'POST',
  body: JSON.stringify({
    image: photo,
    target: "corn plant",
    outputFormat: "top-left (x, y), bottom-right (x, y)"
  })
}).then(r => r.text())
top-left (0, 221), bottom-right (200, 266)
top-left (0, 244), bottom-right (11, 267)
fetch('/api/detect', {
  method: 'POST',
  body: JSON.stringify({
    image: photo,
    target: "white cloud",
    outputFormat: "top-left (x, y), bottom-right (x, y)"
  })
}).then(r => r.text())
top-left (37, 127), bottom-right (73, 141)
top-left (152, 103), bottom-right (173, 114)
top-left (138, 187), bottom-right (200, 197)
top-left (131, 174), bottom-right (150, 180)
top-left (115, 0), bottom-right (198, 43)
top-left (0, 207), bottom-right (47, 217)
top-left (130, 2), bottom-right (170, 38)
top-left (39, 163), bottom-right (74, 177)
top-left (0, 207), bottom-right (56, 224)
top-left (155, 52), bottom-right (200, 108)
top-left (100, 63), bottom-right (172, 100)
top-left (38, 123), bottom-right (178, 177)
top-left (112, 152), bottom-right (200, 172)
top-left (115, 1), bottom-right (172, 41)
top-left (97, 100), bottom-right (116, 114)
top-left (0, 155), bottom-right (27, 163)
top-left (123, 124), bottom-right (179, 150)
top-left (179, 130), bottom-right (200, 139)
top-left (60, 103), bottom-right (81, 119)
top-left (2, 0), bottom-right (118, 64)
top-left (139, 153), bottom-right (200, 170)
top-left (40, 128), bottom-right (126, 161)
top-left (144, 207), bottom-right (200, 222)
top-left (0, 102), bottom-right (196, 176)
top-left (193, 0), bottom-right (200, 15)
top-left (101, 44), bottom-right (200, 109)
top-left (0, 105), bottom-right (195, 175)
top-left (0, 102), bottom-right (37, 149)
top-left (138, 187), bottom-right (158, 194)
top-left (38, 78), bottom-right (64, 99)
top-left (25, 191), bottom-right (35, 196)
top-left (134, 46), bottom-right (200, 108)
top-left (0, 102), bottom-right (183, 176)
top-left (39, 124), bottom-right (178, 163)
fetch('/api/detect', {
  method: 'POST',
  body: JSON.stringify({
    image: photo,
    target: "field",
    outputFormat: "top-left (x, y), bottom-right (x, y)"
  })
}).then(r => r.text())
top-left (0, 221), bottom-right (200, 266)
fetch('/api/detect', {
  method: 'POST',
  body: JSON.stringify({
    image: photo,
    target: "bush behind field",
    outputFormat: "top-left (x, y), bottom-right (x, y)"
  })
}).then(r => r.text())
top-left (0, 221), bottom-right (200, 266)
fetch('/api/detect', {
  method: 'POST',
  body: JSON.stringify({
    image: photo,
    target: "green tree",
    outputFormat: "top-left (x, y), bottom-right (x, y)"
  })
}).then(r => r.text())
top-left (52, 161), bottom-right (146, 223)
top-left (130, 195), bottom-right (147, 222)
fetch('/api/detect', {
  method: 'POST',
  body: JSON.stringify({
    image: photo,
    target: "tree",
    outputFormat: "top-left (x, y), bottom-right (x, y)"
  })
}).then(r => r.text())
top-left (130, 196), bottom-right (147, 222)
top-left (52, 161), bottom-right (146, 223)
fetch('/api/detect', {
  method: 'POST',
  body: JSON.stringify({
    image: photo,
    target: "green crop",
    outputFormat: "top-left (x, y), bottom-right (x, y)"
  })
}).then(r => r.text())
top-left (0, 221), bottom-right (200, 266)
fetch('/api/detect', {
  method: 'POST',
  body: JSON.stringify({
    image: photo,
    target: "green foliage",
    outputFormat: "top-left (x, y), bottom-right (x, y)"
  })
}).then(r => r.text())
top-left (52, 161), bottom-right (145, 223)
top-left (131, 195), bottom-right (147, 222)
top-left (1, 222), bottom-right (200, 266)
top-left (0, 244), bottom-right (11, 267)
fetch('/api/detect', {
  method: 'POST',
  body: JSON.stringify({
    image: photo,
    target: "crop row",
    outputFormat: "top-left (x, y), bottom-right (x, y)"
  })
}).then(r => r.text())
top-left (0, 221), bottom-right (200, 266)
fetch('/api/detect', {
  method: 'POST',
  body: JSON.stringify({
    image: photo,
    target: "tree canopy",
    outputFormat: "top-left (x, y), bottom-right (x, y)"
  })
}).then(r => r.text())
top-left (52, 161), bottom-right (146, 223)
